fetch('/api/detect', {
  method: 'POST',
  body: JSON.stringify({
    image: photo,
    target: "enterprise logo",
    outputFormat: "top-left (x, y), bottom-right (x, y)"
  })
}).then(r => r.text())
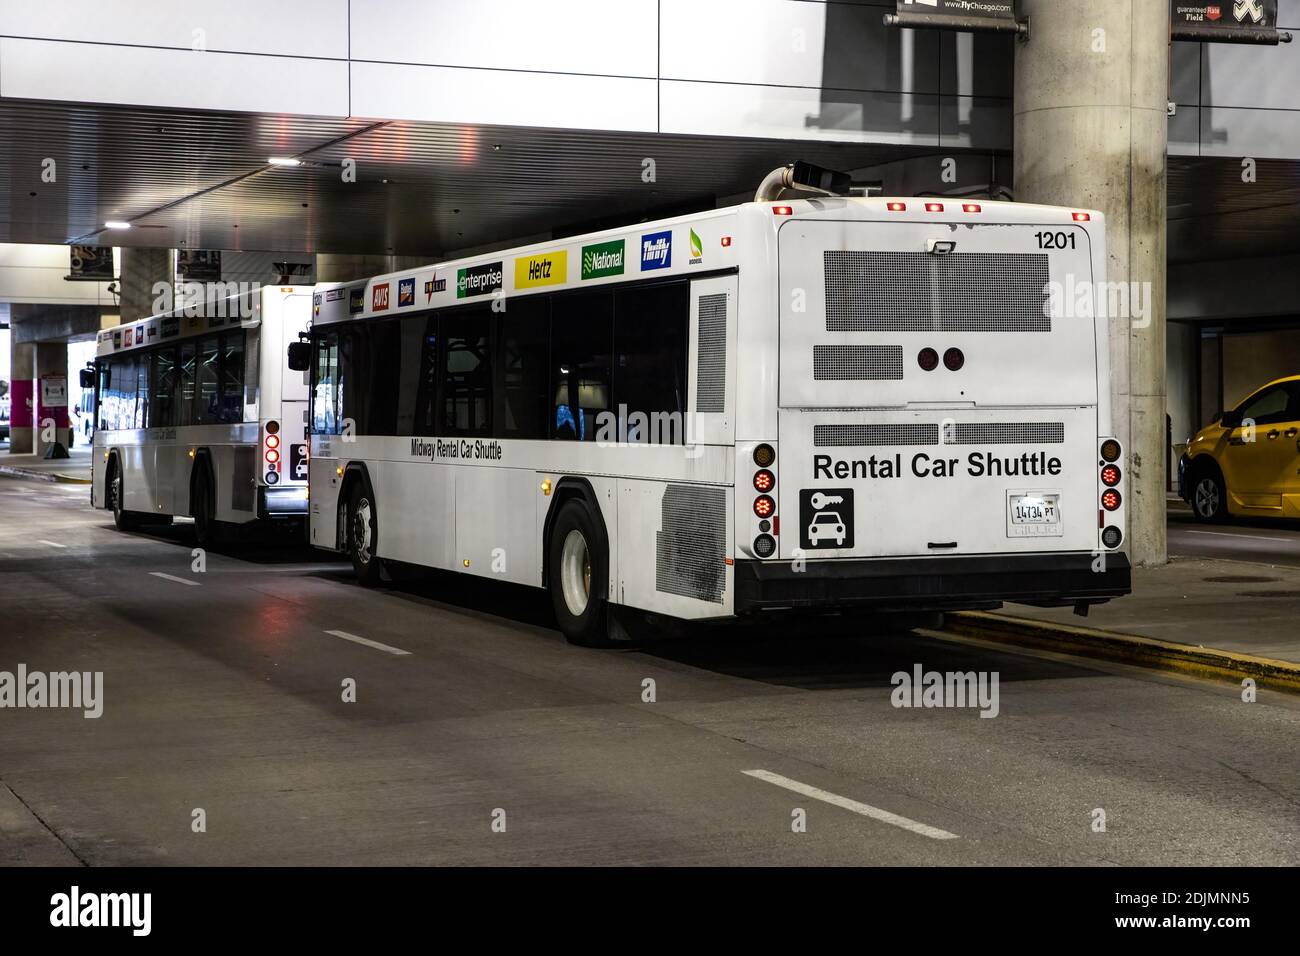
top-left (641, 230), bottom-right (672, 270)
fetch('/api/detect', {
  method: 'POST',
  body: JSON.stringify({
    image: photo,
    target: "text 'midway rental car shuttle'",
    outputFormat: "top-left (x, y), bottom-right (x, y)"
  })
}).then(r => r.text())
top-left (297, 167), bottom-right (1130, 645)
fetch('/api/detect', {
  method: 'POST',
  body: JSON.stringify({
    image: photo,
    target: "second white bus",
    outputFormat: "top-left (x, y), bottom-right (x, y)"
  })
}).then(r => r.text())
top-left (90, 285), bottom-right (313, 544)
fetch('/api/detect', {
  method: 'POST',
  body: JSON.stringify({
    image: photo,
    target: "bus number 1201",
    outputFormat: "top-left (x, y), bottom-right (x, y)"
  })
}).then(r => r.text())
top-left (1035, 231), bottom-right (1077, 250)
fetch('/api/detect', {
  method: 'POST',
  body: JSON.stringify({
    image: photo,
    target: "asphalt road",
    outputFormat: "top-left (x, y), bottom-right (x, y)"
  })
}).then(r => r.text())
top-left (1168, 509), bottom-right (1300, 569)
top-left (1, 473), bottom-right (1298, 866)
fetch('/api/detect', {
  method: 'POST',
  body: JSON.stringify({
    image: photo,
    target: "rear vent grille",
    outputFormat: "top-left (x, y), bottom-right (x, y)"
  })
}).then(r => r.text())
top-left (814, 424), bottom-right (939, 447)
top-left (656, 484), bottom-right (725, 603)
top-left (943, 422), bottom-right (1065, 444)
top-left (813, 345), bottom-right (904, 381)
top-left (695, 293), bottom-right (727, 414)
top-left (824, 251), bottom-right (1051, 333)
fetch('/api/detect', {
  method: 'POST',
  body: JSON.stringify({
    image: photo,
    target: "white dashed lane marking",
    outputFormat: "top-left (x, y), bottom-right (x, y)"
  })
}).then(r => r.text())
top-left (149, 572), bottom-right (201, 587)
top-left (742, 769), bottom-right (959, 840)
top-left (324, 629), bottom-right (412, 657)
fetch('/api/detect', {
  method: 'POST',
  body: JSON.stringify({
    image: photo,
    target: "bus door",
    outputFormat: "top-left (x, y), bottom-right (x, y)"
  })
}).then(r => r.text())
top-left (281, 293), bottom-right (312, 485)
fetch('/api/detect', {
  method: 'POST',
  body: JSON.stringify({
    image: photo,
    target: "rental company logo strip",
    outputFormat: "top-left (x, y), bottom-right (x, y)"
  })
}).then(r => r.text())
top-left (514, 251), bottom-right (567, 290)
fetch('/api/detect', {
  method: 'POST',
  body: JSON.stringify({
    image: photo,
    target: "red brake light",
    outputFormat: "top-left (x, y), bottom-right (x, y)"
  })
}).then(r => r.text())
top-left (265, 448), bottom-right (280, 464)
top-left (265, 434), bottom-right (280, 449)
top-left (753, 470), bottom-right (775, 493)
top-left (772, 206), bottom-right (793, 216)
top-left (925, 202), bottom-right (944, 213)
top-left (754, 495), bottom-right (775, 519)
top-left (1102, 489), bottom-right (1122, 511)
top-left (963, 203), bottom-right (982, 213)
top-left (1073, 212), bottom-right (1091, 222)
top-left (887, 202), bottom-right (906, 212)
top-left (1101, 464), bottom-right (1121, 487)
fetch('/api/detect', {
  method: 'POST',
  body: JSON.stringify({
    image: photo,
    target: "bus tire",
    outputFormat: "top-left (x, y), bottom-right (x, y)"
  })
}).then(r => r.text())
top-left (191, 465), bottom-right (225, 547)
top-left (1190, 464), bottom-right (1228, 523)
top-left (347, 478), bottom-right (383, 586)
top-left (108, 455), bottom-right (144, 532)
top-left (547, 498), bottom-right (612, 647)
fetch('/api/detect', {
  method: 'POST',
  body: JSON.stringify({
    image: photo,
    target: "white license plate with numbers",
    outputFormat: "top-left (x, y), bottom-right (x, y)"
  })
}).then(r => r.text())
top-left (1007, 493), bottom-right (1062, 537)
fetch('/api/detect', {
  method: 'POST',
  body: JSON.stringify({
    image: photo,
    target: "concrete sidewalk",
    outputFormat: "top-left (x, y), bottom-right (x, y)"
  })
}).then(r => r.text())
top-left (999, 555), bottom-right (1300, 665)
top-left (0, 445), bottom-right (93, 484)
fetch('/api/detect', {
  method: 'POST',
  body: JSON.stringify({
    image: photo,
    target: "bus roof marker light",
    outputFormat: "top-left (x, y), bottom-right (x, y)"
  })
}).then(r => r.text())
top-left (963, 203), bottom-right (982, 213)
top-left (772, 206), bottom-right (793, 216)
top-left (1072, 212), bottom-right (1091, 221)
top-left (925, 202), bottom-right (944, 213)
top-left (887, 202), bottom-right (906, 212)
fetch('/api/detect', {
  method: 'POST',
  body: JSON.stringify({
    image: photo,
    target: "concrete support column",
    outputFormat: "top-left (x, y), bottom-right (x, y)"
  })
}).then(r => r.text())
top-left (7, 341), bottom-right (34, 455)
top-left (34, 341), bottom-right (71, 457)
top-left (1014, 0), bottom-right (1169, 567)
top-left (118, 247), bottom-right (173, 325)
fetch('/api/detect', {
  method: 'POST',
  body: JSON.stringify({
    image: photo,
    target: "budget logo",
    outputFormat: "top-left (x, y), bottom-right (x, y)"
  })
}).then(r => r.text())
top-left (581, 240), bottom-right (624, 280)
top-left (641, 230), bottom-right (672, 270)
top-left (372, 282), bottom-right (390, 311)
top-left (457, 261), bottom-right (503, 298)
top-left (514, 250), bottom-right (567, 290)
top-left (689, 228), bottom-right (703, 265)
top-left (398, 277), bottom-right (415, 307)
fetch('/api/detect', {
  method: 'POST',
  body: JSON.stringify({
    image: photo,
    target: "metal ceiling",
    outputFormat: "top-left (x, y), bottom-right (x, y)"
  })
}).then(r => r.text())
top-left (0, 99), bottom-right (935, 259)
top-left (1, 98), bottom-right (1296, 264)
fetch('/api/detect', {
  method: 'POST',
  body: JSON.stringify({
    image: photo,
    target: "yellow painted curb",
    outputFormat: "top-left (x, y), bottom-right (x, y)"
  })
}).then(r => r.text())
top-left (944, 610), bottom-right (1300, 694)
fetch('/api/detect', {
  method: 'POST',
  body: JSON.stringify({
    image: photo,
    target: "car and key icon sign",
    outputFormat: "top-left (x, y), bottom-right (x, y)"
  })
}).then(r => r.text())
top-left (799, 489), bottom-right (855, 550)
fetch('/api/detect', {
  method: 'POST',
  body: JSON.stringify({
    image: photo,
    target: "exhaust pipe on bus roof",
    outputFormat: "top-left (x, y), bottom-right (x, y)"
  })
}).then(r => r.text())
top-left (755, 161), bottom-right (881, 203)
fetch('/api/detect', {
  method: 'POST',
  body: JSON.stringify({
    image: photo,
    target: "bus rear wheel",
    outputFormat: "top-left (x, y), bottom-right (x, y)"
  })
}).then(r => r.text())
top-left (348, 480), bottom-right (382, 586)
top-left (547, 499), bottom-right (611, 647)
top-left (192, 467), bottom-right (224, 546)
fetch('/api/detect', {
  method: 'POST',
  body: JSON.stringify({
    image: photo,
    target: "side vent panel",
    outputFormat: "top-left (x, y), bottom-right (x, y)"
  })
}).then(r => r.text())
top-left (813, 345), bottom-right (904, 381)
top-left (695, 293), bottom-right (727, 414)
top-left (656, 484), bottom-right (725, 604)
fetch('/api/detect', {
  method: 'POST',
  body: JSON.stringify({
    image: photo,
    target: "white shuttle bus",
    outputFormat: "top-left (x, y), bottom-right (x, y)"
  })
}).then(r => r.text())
top-left (90, 285), bottom-right (313, 544)
top-left (297, 166), bottom-right (1130, 645)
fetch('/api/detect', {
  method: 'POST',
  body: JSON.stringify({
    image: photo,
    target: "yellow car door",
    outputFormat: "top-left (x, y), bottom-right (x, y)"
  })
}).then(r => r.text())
top-left (1220, 382), bottom-right (1296, 514)
top-left (1277, 383), bottom-right (1300, 518)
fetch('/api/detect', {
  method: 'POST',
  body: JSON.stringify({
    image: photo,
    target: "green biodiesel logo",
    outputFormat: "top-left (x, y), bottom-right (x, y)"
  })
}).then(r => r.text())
top-left (689, 228), bottom-right (703, 264)
top-left (581, 239), bottom-right (625, 280)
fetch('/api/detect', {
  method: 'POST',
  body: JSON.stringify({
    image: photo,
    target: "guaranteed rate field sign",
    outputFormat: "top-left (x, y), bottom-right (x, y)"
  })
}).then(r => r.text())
top-left (1172, 1), bottom-right (1283, 43)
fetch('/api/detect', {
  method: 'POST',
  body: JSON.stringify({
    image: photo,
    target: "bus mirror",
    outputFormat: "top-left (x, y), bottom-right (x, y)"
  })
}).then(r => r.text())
top-left (287, 341), bottom-right (311, 372)
top-left (79, 368), bottom-right (95, 389)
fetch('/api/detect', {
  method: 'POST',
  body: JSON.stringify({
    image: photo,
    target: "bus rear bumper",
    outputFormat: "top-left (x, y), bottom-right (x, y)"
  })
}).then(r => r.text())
top-left (733, 552), bottom-right (1131, 614)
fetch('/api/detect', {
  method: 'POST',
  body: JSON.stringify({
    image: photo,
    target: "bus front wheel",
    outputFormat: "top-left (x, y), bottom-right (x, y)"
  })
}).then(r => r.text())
top-left (547, 499), bottom-right (612, 647)
top-left (348, 480), bottom-right (383, 586)
top-left (109, 457), bottom-right (144, 532)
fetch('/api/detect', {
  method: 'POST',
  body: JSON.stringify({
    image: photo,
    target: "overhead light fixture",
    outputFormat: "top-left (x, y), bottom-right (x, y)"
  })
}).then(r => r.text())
top-left (268, 156), bottom-right (302, 167)
top-left (103, 221), bottom-right (131, 230)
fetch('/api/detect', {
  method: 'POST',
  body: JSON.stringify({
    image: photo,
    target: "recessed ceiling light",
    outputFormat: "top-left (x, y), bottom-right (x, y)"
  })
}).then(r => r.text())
top-left (104, 220), bottom-right (131, 230)
top-left (268, 157), bottom-right (302, 167)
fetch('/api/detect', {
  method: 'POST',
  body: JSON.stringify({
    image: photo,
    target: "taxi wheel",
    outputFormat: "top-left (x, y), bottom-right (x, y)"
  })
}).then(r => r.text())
top-left (1191, 469), bottom-right (1227, 523)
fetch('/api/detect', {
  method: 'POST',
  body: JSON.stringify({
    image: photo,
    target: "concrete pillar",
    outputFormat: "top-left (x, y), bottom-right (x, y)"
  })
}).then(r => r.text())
top-left (119, 247), bottom-right (173, 325)
top-left (34, 341), bottom-right (71, 457)
top-left (7, 341), bottom-right (34, 455)
top-left (1014, 0), bottom-right (1169, 567)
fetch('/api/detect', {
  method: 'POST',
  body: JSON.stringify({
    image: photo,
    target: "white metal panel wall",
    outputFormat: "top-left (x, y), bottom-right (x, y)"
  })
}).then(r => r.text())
top-left (0, 38), bottom-right (350, 116)
top-left (0, 0), bottom-right (350, 58)
top-left (351, 62), bottom-right (657, 131)
top-left (350, 0), bottom-right (657, 77)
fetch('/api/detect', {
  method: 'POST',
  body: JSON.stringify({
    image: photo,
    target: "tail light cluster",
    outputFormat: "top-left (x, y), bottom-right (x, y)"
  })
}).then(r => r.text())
top-left (751, 444), bottom-right (778, 559)
top-left (264, 420), bottom-right (281, 485)
top-left (1099, 438), bottom-right (1124, 549)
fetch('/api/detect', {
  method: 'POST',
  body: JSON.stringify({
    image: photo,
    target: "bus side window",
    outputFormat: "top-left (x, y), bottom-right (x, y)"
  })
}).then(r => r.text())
top-left (134, 354), bottom-right (150, 429)
top-left (196, 336), bottom-right (221, 425)
top-left (97, 362), bottom-right (112, 430)
top-left (313, 333), bottom-right (340, 435)
top-left (614, 282), bottom-right (689, 445)
top-left (179, 342), bottom-right (197, 427)
top-left (151, 347), bottom-right (178, 428)
top-left (441, 307), bottom-right (492, 436)
top-left (495, 297), bottom-right (548, 440)
top-left (550, 291), bottom-right (612, 441)
top-left (219, 332), bottom-right (245, 424)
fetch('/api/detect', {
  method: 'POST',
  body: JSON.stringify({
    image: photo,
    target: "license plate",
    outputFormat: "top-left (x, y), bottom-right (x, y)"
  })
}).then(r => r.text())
top-left (1008, 493), bottom-right (1062, 537)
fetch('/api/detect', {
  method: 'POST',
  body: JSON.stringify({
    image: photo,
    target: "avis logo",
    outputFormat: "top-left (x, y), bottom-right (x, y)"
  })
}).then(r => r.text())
top-left (371, 282), bottom-right (390, 311)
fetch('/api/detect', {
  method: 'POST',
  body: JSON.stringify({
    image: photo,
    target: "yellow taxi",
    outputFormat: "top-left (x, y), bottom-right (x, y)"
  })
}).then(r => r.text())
top-left (1179, 375), bottom-right (1300, 521)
